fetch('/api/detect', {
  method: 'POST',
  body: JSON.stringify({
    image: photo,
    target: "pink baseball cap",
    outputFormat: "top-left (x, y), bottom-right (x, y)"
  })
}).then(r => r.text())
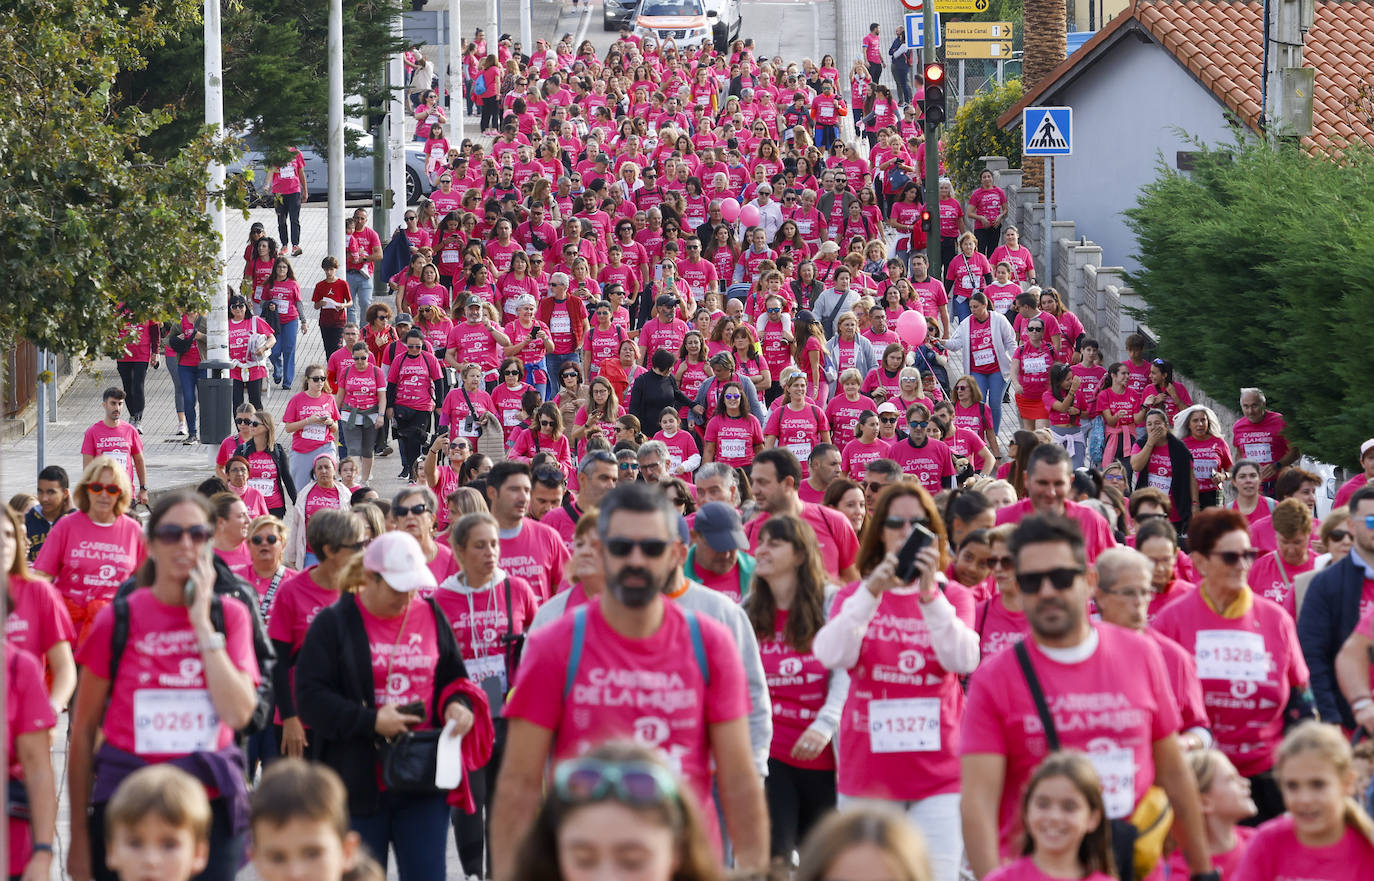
top-left (362, 532), bottom-right (437, 594)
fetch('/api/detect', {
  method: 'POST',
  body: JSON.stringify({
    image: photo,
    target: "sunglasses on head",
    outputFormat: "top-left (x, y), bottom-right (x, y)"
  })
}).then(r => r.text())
top-left (152, 523), bottom-right (213, 544)
top-left (604, 537), bottom-right (670, 558)
top-left (1211, 549), bottom-right (1259, 567)
top-left (251, 533), bottom-right (280, 546)
top-left (1015, 567), bottom-right (1084, 594)
top-left (395, 503), bottom-right (430, 517)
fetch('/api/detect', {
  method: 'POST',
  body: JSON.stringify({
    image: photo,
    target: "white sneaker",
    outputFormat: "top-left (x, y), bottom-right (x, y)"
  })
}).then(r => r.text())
top-left (176, 425), bottom-right (188, 436)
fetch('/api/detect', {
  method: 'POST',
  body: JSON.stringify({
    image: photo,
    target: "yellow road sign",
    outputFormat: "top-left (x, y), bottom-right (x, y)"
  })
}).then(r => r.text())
top-left (945, 39), bottom-right (1015, 59)
top-left (944, 21), bottom-right (1013, 40)
top-left (903, 0), bottom-right (991, 12)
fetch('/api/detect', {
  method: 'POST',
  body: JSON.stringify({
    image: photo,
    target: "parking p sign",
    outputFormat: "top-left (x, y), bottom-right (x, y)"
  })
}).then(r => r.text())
top-left (1023, 106), bottom-right (1072, 156)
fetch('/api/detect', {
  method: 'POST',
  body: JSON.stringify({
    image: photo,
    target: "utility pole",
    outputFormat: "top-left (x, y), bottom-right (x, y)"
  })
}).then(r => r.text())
top-left (520, 0), bottom-right (532, 57)
top-left (328, 0), bottom-right (345, 261)
top-left (448, 0), bottom-right (464, 141)
top-left (487, 0), bottom-right (499, 64)
top-left (389, 15), bottom-right (407, 229)
top-left (922, 3), bottom-right (944, 277)
top-left (204, 0), bottom-right (228, 365)
top-left (1262, 0), bottom-right (1314, 138)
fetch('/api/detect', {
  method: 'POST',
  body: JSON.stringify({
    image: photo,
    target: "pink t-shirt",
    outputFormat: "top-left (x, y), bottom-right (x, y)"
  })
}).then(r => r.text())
top-left (266, 569), bottom-right (340, 653)
top-left (841, 438), bottom-right (891, 481)
top-left (995, 499), bottom-right (1116, 563)
top-left (440, 386), bottom-right (496, 436)
top-left (1231, 411), bottom-right (1290, 469)
top-left (1143, 627), bottom-right (1210, 734)
top-left (387, 351), bottom-right (444, 410)
top-left (825, 397), bottom-right (876, 451)
top-left (5, 575), bottom-right (76, 665)
top-left (986, 858), bottom-right (1113, 881)
top-left (761, 608), bottom-right (836, 771)
top-left (244, 448), bottom-right (285, 511)
top-left (434, 575), bottom-right (538, 694)
top-left (81, 421), bottom-right (143, 483)
top-left (655, 429), bottom-right (701, 476)
top-left (76, 588), bottom-right (258, 759)
top-left (447, 322), bottom-right (504, 373)
top-left (1160, 825), bottom-right (1254, 881)
top-left (6, 645), bottom-right (57, 877)
top-left (34, 512), bottom-right (147, 612)
top-left (1246, 552), bottom-right (1313, 618)
top-left (1232, 814), bottom-right (1374, 881)
top-left (975, 595), bottom-right (1028, 661)
top-left (338, 363), bottom-right (386, 412)
top-left (745, 502), bottom-right (859, 581)
top-left (283, 393), bottom-right (339, 454)
top-left (1153, 588), bottom-right (1309, 776)
top-left (833, 581), bottom-right (975, 800)
top-left (504, 601), bottom-right (750, 846)
top-left (961, 624), bottom-right (1181, 852)
top-left (764, 403), bottom-right (829, 477)
top-left (498, 521), bottom-right (571, 601)
top-left (357, 598), bottom-right (439, 724)
top-left (705, 414), bottom-right (765, 468)
top-left (887, 437), bottom-right (957, 495)
top-left (640, 317), bottom-right (690, 355)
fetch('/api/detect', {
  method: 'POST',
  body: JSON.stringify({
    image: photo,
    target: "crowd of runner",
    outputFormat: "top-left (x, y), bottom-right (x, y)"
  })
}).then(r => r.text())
top-left (8, 19), bottom-right (1374, 881)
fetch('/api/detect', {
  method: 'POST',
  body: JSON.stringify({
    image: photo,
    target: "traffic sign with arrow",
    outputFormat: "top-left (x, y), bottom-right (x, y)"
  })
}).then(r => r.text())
top-left (901, 0), bottom-right (990, 12)
top-left (945, 39), bottom-right (1015, 59)
top-left (944, 21), bottom-right (1013, 40)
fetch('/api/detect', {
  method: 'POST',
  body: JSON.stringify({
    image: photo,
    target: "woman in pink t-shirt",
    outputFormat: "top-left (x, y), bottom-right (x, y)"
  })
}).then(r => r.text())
top-left (1231, 722), bottom-right (1374, 881)
top-left (67, 492), bottom-right (260, 881)
top-left (743, 514), bottom-right (848, 859)
top-left (704, 381), bottom-right (765, 469)
top-left (3, 506), bottom-right (76, 711)
top-left (509, 403), bottom-right (575, 474)
top-left (991, 225), bottom-right (1037, 285)
top-left (984, 753), bottom-right (1117, 881)
top-left (1177, 405), bottom-right (1234, 509)
top-left (974, 528), bottom-right (1029, 661)
top-left (765, 371), bottom-right (832, 477)
top-left (840, 410), bottom-right (890, 482)
top-left (265, 257), bottom-right (307, 389)
top-left (282, 364), bottom-right (340, 493)
top-left (812, 484), bottom-right (979, 881)
top-left (1136, 357), bottom-right (1193, 426)
top-left (6, 641), bottom-right (57, 881)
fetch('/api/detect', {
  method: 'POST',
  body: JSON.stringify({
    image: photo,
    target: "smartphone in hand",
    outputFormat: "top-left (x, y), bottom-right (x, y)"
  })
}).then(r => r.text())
top-left (894, 522), bottom-right (938, 584)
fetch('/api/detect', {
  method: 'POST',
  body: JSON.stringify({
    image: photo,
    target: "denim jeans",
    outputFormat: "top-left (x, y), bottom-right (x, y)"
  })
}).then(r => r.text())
top-left (952, 294), bottom-right (972, 323)
top-left (352, 790), bottom-right (451, 881)
top-left (347, 269), bottom-right (373, 325)
top-left (178, 364), bottom-right (204, 436)
top-left (270, 318), bottom-right (300, 387)
top-left (971, 370), bottom-right (1008, 437)
top-left (546, 351), bottom-right (581, 394)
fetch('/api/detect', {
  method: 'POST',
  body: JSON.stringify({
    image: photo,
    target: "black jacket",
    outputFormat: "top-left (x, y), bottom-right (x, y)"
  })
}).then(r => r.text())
top-left (295, 593), bottom-right (471, 817)
top-left (627, 370), bottom-right (695, 431)
top-left (234, 440), bottom-right (297, 504)
top-left (114, 555), bottom-right (277, 736)
top-left (1297, 553), bottom-right (1366, 729)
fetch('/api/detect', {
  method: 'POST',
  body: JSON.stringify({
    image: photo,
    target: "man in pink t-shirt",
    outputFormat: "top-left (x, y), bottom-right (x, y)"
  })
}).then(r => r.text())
top-left (743, 449), bottom-right (860, 583)
top-left (482, 461), bottom-right (570, 600)
top-left (80, 387), bottom-right (148, 507)
top-left (541, 452), bottom-right (619, 552)
top-left (491, 483), bottom-right (767, 879)
top-left (798, 444), bottom-right (842, 504)
top-left (1232, 388), bottom-right (1297, 489)
top-left (995, 443), bottom-right (1116, 563)
top-left (959, 513), bottom-right (1212, 880)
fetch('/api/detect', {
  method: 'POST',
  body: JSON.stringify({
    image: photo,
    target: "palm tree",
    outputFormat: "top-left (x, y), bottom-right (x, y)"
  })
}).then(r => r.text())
top-left (1020, 0), bottom-right (1067, 193)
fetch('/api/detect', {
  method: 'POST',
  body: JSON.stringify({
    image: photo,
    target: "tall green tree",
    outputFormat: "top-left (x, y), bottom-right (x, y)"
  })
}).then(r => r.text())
top-left (1125, 136), bottom-right (1374, 468)
top-left (119, 0), bottom-right (407, 163)
top-left (0, 0), bottom-right (234, 358)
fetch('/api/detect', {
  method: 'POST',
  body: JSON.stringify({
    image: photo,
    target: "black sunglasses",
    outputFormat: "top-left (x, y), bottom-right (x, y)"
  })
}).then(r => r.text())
top-left (503, 369), bottom-right (522, 376)
top-left (880, 416), bottom-right (898, 424)
top-left (395, 503), bottom-right (430, 517)
top-left (883, 516), bottom-right (929, 531)
top-left (604, 537), bottom-right (670, 558)
top-left (1015, 567), bottom-right (1084, 594)
top-left (250, 533), bottom-right (280, 546)
top-left (235, 417), bottom-right (261, 427)
top-left (1211, 549), bottom-right (1259, 567)
top-left (152, 523), bottom-right (214, 545)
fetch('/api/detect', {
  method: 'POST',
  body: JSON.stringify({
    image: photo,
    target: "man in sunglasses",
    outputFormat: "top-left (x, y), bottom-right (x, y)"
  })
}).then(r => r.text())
top-left (995, 443), bottom-right (1117, 563)
top-left (541, 452), bottom-right (619, 552)
top-left (962, 514), bottom-right (1213, 881)
top-left (495, 483), bottom-right (768, 877)
top-left (862, 458), bottom-right (902, 512)
top-left (887, 403), bottom-right (958, 496)
top-left (482, 461), bottom-right (569, 602)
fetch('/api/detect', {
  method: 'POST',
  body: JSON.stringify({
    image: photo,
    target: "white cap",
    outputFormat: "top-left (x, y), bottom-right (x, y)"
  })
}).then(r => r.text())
top-left (1362, 438), bottom-right (1374, 458)
top-left (362, 532), bottom-right (437, 594)
top-left (876, 402), bottom-right (900, 415)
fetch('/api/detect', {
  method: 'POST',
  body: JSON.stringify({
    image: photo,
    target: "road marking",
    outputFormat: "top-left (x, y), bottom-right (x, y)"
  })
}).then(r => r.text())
top-left (573, 3), bottom-right (592, 48)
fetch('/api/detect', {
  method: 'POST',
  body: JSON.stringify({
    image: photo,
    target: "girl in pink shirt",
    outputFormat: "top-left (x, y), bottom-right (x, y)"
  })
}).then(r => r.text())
top-left (985, 753), bottom-right (1117, 881)
top-left (1231, 722), bottom-right (1374, 881)
top-left (1158, 749), bottom-right (1258, 881)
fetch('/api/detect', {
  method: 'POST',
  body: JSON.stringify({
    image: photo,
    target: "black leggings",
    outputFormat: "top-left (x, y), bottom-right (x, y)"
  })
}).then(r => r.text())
top-left (321, 325), bottom-right (344, 357)
top-left (1198, 489), bottom-right (1220, 509)
top-left (393, 405), bottom-right (431, 475)
top-left (1242, 770), bottom-right (1285, 826)
top-left (452, 727), bottom-right (505, 876)
top-left (116, 360), bottom-right (148, 422)
top-left (480, 96), bottom-right (501, 131)
top-left (975, 225), bottom-right (1001, 257)
top-left (275, 191), bottom-right (303, 247)
top-left (764, 757), bottom-right (835, 859)
top-left (233, 378), bottom-right (264, 411)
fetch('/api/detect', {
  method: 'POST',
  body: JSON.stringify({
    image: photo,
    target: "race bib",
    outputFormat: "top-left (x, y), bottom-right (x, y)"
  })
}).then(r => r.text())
top-left (133, 689), bottom-right (219, 754)
top-left (795, 219), bottom-right (813, 235)
top-left (962, 275), bottom-right (974, 289)
top-left (720, 438), bottom-right (747, 460)
top-left (973, 347), bottom-right (996, 367)
top-left (1023, 356), bottom-right (1047, 374)
top-left (280, 166), bottom-right (295, 179)
top-left (273, 298), bottom-right (290, 314)
top-left (1194, 459), bottom-right (1216, 481)
top-left (248, 478), bottom-right (275, 496)
top-left (868, 697), bottom-right (940, 753)
top-left (441, 250), bottom-right (461, 264)
top-left (1086, 746), bottom-right (1136, 819)
top-left (426, 114), bottom-right (438, 125)
top-left (466, 653), bottom-right (506, 690)
top-left (458, 415), bottom-right (481, 438)
top-left (787, 441), bottom-right (811, 462)
top-left (302, 423), bottom-right (329, 442)
top-left (503, 409), bottom-right (521, 427)
top-left (1243, 442), bottom-right (1272, 463)
top-left (105, 449), bottom-right (130, 470)
top-left (1195, 629), bottom-right (1269, 681)
top-left (1147, 471), bottom-right (1172, 493)
top-left (550, 313), bottom-right (572, 334)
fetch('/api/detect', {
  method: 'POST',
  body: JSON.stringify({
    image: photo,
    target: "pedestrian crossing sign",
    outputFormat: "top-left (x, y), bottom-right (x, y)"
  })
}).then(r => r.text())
top-left (1023, 106), bottom-right (1072, 156)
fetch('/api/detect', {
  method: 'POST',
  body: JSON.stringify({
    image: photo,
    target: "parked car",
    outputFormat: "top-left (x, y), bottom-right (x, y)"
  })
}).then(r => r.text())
top-left (633, 0), bottom-right (740, 52)
top-left (229, 122), bottom-right (434, 207)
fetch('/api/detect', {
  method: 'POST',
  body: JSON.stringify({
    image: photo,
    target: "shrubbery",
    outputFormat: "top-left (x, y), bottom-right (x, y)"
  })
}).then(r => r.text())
top-left (945, 77), bottom-right (1023, 195)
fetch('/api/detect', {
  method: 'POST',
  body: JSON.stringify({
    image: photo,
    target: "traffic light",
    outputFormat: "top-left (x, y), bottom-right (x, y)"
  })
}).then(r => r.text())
top-left (923, 62), bottom-right (946, 127)
top-left (920, 207), bottom-right (933, 233)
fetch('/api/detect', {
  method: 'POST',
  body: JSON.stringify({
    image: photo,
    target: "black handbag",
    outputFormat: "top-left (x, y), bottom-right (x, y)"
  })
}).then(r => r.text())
top-left (379, 729), bottom-right (444, 794)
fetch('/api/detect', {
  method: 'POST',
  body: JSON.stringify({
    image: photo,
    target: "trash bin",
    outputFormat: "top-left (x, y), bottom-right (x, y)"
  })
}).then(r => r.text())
top-left (198, 359), bottom-right (234, 446)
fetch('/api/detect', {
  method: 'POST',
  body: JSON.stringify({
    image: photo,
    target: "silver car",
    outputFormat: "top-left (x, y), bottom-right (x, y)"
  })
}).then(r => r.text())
top-left (230, 122), bottom-right (434, 206)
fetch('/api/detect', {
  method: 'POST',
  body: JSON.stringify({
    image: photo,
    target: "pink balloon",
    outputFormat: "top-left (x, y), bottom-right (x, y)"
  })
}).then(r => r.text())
top-left (720, 198), bottom-right (741, 222)
top-left (738, 204), bottom-right (761, 227)
top-left (895, 310), bottom-right (928, 348)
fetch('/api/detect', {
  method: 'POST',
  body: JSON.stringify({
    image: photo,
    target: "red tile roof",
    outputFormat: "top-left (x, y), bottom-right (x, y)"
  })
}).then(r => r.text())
top-left (999, 0), bottom-right (1374, 152)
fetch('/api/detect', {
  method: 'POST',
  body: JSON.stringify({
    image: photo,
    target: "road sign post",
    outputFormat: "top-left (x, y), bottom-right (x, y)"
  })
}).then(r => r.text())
top-left (903, 0), bottom-right (990, 12)
top-left (1022, 107), bottom-right (1073, 288)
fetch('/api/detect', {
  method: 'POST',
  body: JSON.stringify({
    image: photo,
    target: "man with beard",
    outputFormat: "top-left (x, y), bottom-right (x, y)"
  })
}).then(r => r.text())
top-left (491, 484), bottom-right (769, 877)
top-left (994, 442), bottom-right (1116, 563)
top-left (959, 514), bottom-right (1213, 881)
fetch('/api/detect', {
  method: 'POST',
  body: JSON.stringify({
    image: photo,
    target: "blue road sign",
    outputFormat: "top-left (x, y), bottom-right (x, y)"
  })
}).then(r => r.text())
top-left (904, 12), bottom-right (943, 50)
top-left (1023, 106), bottom-right (1072, 156)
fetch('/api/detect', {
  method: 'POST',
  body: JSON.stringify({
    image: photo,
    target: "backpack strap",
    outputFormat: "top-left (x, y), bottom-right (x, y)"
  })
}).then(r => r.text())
top-left (684, 610), bottom-right (710, 687)
top-left (1014, 640), bottom-right (1060, 751)
top-left (564, 605), bottom-right (589, 700)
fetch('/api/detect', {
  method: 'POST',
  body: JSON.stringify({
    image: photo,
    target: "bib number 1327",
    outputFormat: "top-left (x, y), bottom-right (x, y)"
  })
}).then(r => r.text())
top-left (868, 697), bottom-right (941, 753)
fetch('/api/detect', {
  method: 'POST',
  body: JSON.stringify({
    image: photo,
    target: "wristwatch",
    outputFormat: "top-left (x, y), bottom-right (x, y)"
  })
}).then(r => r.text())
top-left (199, 633), bottom-right (227, 654)
top-left (1190, 871), bottom-right (1220, 881)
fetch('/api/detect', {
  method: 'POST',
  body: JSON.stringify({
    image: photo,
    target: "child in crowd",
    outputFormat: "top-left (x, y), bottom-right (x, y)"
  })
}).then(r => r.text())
top-left (104, 766), bottom-right (210, 881)
top-left (984, 752), bottom-right (1116, 881)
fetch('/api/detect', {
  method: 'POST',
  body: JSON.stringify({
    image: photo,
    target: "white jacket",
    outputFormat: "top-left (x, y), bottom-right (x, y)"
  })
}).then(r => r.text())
top-left (945, 310), bottom-right (1019, 381)
top-left (285, 482), bottom-right (353, 568)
